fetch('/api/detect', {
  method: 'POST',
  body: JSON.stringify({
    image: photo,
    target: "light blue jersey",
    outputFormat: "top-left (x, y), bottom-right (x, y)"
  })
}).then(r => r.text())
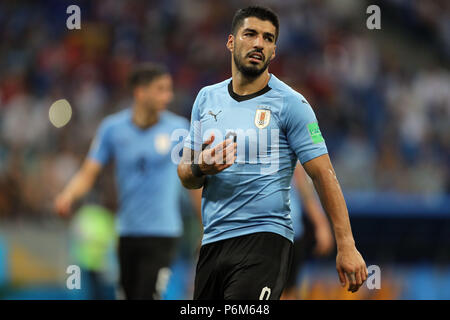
top-left (89, 109), bottom-right (189, 237)
top-left (185, 74), bottom-right (328, 245)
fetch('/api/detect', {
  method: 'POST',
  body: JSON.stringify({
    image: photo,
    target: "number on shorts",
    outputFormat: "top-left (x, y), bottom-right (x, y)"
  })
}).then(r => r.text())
top-left (259, 286), bottom-right (271, 300)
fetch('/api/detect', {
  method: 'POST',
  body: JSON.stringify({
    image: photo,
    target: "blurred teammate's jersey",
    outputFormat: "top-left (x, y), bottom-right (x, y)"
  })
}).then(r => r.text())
top-left (89, 109), bottom-right (189, 237)
top-left (289, 183), bottom-right (304, 240)
top-left (185, 74), bottom-right (328, 245)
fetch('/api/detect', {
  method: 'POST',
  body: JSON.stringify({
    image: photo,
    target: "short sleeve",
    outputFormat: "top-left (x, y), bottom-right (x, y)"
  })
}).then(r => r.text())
top-left (88, 119), bottom-right (113, 165)
top-left (184, 88), bottom-right (205, 151)
top-left (282, 94), bottom-right (328, 164)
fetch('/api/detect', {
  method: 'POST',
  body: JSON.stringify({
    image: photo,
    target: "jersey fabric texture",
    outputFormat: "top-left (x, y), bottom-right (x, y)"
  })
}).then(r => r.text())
top-left (185, 74), bottom-right (328, 245)
top-left (89, 109), bottom-right (189, 237)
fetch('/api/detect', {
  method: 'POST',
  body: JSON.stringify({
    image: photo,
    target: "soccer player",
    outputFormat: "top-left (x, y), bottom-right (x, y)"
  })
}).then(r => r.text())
top-left (282, 163), bottom-right (334, 300)
top-left (54, 63), bottom-right (200, 300)
top-left (178, 6), bottom-right (368, 300)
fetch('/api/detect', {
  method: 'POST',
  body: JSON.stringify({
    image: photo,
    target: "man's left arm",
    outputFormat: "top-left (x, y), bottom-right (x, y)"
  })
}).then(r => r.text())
top-left (303, 154), bottom-right (368, 292)
top-left (282, 93), bottom-right (367, 293)
top-left (294, 163), bottom-right (334, 256)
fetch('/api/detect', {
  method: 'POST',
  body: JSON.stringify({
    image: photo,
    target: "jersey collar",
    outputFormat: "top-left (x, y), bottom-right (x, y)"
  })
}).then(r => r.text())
top-left (228, 76), bottom-right (272, 102)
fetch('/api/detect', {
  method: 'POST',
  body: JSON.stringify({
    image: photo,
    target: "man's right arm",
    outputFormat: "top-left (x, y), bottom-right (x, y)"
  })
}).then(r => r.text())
top-left (178, 135), bottom-right (237, 189)
top-left (54, 159), bottom-right (102, 217)
top-left (178, 147), bottom-right (205, 189)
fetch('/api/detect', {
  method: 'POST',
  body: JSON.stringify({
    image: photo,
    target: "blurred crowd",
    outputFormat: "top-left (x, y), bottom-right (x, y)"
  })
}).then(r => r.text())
top-left (0, 0), bottom-right (448, 218)
top-left (387, 0), bottom-right (450, 58)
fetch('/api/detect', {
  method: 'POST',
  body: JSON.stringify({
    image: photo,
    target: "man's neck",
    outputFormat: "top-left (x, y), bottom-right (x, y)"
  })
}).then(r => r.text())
top-left (132, 103), bottom-right (159, 129)
top-left (231, 64), bottom-right (270, 96)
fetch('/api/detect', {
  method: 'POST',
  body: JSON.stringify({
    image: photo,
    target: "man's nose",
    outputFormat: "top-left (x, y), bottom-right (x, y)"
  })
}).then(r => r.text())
top-left (253, 34), bottom-right (264, 49)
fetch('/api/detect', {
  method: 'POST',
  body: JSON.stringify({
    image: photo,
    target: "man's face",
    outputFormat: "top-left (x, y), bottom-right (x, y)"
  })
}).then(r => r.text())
top-left (135, 74), bottom-right (174, 112)
top-left (228, 17), bottom-right (277, 78)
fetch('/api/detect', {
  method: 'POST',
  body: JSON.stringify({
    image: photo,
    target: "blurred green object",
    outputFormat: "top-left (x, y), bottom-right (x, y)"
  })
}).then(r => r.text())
top-left (70, 204), bottom-right (116, 272)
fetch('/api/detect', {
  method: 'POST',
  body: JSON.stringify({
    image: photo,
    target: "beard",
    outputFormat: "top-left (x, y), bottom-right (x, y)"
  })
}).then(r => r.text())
top-left (233, 50), bottom-right (271, 78)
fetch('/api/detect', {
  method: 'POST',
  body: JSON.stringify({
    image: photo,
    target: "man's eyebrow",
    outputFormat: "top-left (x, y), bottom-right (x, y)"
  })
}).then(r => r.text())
top-left (263, 32), bottom-right (275, 39)
top-left (242, 28), bottom-right (257, 34)
top-left (242, 28), bottom-right (275, 39)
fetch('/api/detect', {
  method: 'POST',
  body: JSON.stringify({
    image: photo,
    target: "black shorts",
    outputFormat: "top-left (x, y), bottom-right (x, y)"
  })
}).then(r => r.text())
top-left (193, 232), bottom-right (293, 300)
top-left (118, 236), bottom-right (178, 300)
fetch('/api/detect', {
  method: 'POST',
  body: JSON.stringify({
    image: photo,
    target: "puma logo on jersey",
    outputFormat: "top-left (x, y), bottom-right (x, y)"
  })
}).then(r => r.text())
top-left (208, 110), bottom-right (222, 122)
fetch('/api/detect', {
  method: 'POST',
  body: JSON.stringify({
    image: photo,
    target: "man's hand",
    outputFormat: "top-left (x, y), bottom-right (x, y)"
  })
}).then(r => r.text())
top-left (197, 134), bottom-right (237, 175)
top-left (54, 192), bottom-right (73, 218)
top-left (336, 246), bottom-right (368, 293)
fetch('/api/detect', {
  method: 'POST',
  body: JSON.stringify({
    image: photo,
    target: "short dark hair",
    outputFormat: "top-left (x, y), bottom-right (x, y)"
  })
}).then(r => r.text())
top-left (128, 63), bottom-right (169, 90)
top-left (231, 6), bottom-right (279, 41)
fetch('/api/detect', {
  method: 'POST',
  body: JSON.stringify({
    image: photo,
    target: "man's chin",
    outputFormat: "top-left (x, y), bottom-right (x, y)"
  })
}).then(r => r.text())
top-left (240, 66), bottom-right (265, 78)
top-left (143, 105), bottom-right (165, 113)
top-left (234, 54), bottom-right (269, 78)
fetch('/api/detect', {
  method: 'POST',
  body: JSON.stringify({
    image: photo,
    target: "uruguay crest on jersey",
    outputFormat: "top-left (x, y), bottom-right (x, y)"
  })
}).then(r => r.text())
top-left (254, 108), bottom-right (271, 129)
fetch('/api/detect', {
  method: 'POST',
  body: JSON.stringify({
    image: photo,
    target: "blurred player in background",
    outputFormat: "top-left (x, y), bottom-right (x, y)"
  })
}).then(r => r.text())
top-left (69, 204), bottom-right (116, 300)
top-left (178, 6), bottom-right (367, 299)
top-left (54, 63), bottom-right (201, 300)
top-left (281, 163), bottom-right (334, 300)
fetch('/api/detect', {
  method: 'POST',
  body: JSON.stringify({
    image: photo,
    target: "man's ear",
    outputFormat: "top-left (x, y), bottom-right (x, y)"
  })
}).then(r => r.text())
top-left (270, 45), bottom-right (277, 61)
top-left (226, 34), bottom-right (234, 53)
